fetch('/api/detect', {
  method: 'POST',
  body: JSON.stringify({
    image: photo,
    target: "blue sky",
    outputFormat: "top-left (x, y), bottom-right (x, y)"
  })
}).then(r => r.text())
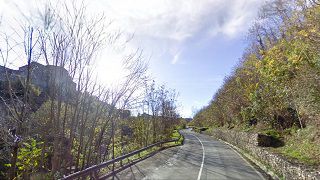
top-left (94, 0), bottom-right (266, 117)
top-left (149, 33), bottom-right (249, 117)
top-left (0, 0), bottom-right (266, 117)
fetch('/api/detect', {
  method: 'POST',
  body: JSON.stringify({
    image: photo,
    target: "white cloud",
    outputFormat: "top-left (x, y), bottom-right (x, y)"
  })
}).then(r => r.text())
top-left (1, 0), bottom-right (265, 67)
top-left (87, 0), bottom-right (266, 66)
top-left (171, 51), bottom-right (181, 64)
top-left (90, 0), bottom-right (265, 41)
top-left (208, 0), bottom-right (265, 38)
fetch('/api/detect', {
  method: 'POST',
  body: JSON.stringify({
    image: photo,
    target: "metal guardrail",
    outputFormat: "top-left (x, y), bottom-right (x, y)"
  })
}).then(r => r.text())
top-left (60, 138), bottom-right (179, 180)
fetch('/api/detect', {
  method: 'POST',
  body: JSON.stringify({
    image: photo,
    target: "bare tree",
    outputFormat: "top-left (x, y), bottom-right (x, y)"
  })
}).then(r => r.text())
top-left (0, 20), bottom-right (44, 178)
top-left (0, 1), bottom-right (179, 179)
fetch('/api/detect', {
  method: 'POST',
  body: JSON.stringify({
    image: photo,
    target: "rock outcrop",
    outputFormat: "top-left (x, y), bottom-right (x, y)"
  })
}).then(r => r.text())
top-left (0, 62), bottom-right (76, 98)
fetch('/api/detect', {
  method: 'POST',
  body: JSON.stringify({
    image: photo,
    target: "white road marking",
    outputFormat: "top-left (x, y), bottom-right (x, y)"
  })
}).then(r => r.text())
top-left (219, 138), bottom-right (266, 180)
top-left (191, 134), bottom-right (205, 180)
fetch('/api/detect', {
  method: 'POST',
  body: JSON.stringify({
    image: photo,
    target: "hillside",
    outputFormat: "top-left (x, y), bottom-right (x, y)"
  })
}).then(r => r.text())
top-left (0, 2), bottom-right (183, 178)
top-left (192, 0), bottom-right (320, 166)
top-left (0, 60), bottom-right (183, 179)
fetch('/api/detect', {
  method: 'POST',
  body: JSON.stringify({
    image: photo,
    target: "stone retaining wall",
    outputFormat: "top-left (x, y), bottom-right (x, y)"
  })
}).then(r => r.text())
top-left (210, 129), bottom-right (320, 180)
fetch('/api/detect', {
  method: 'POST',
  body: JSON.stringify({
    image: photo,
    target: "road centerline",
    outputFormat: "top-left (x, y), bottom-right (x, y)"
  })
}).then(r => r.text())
top-left (191, 134), bottom-right (205, 180)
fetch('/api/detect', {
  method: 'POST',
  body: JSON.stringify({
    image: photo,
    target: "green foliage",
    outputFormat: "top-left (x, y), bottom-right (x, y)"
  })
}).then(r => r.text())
top-left (262, 129), bottom-right (281, 139)
top-left (174, 119), bottom-right (187, 130)
top-left (242, 126), bottom-right (254, 132)
top-left (282, 126), bottom-right (298, 136)
top-left (192, 0), bottom-right (320, 166)
top-left (169, 130), bottom-right (184, 145)
top-left (15, 138), bottom-right (44, 177)
top-left (30, 83), bottom-right (42, 96)
top-left (171, 130), bottom-right (179, 139)
top-left (193, 0), bottom-right (320, 130)
top-left (276, 126), bottom-right (320, 165)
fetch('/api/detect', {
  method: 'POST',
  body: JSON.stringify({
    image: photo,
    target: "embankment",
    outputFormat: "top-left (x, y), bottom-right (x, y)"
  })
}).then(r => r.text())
top-left (208, 129), bottom-right (320, 180)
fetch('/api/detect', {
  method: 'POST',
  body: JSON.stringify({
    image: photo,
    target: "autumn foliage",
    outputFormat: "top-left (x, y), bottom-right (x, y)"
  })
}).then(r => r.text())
top-left (193, 0), bottom-right (320, 131)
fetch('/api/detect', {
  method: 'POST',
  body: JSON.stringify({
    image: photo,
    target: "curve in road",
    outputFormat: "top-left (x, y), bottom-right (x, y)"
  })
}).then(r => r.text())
top-left (114, 129), bottom-right (267, 180)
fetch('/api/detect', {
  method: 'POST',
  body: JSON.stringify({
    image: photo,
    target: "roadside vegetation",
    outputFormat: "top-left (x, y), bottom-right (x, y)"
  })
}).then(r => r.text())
top-left (192, 0), bottom-right (320, 166)
top-left (0, 1), bottom-right (186, 179)
top-left (170, 129), bottom-right (184, 146)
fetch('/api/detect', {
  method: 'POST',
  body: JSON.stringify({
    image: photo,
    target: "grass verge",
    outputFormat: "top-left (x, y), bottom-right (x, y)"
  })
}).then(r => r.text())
top-left (274, 126), bottom-right (320, 166)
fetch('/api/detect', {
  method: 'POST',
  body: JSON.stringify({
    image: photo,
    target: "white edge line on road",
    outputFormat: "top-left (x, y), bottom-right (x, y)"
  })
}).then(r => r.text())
top-left (191, 134), bottom-right (205, 180)
top-left (218, 138), bottom-right (266, 180)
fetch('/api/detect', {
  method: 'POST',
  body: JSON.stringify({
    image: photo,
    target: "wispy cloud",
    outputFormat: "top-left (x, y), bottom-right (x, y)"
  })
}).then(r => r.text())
top-left (171, 51), bottom-right (181, 64)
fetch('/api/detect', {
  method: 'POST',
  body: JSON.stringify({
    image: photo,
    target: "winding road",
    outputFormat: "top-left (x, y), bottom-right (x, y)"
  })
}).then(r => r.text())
top-left (114, 129), bottom-right (268, 180)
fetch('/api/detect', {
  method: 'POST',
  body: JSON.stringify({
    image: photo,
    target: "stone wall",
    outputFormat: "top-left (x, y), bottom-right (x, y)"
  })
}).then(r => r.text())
top-left (210, 129), bottom-right (320, 180)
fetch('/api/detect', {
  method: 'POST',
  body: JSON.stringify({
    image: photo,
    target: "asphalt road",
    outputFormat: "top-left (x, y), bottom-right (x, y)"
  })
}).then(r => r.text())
top-left (114, 129), bottom-right (267, 180)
